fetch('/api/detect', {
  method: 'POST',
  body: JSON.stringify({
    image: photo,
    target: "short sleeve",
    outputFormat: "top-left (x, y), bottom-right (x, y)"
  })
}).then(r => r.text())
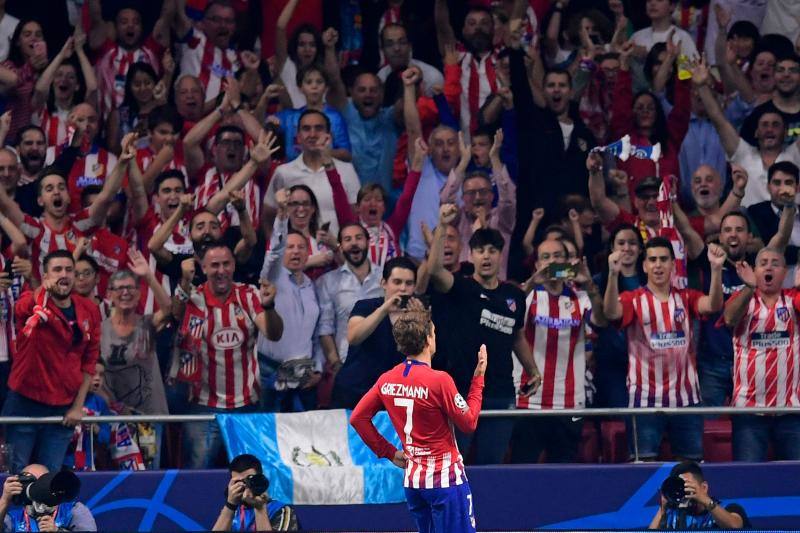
top-left (244, 286), bottom-right (265, 320)
top-left (618, 290), bottom-right (637, 329)
top-left (603, 209), bottom-right (637, 232)
top-left (350, 298), bottom-right (378, 319)
top-left (68, 502), bottom-right (97, 531)
top-left (729, 137), bottom-right (754, 164)
top-left (20, 214), bottom-right (42, 240)
top-left (329, 110), bottom-right (352, 151)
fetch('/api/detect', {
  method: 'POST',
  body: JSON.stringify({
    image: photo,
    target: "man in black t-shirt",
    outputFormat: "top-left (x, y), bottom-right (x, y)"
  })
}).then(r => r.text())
top-left (330, 257), bottom-right (418, 409)
top-left (739, 54), bottom-right (800, 148)
top-left (427, 204), bottom-right (542, 464)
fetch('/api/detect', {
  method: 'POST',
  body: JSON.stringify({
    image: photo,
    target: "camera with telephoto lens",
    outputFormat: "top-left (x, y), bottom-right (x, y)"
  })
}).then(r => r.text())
top-left (661, 475), bottom-right (690, 509)
top-left (12, 471), bottom-right (81, 508)
top-left (242, 473), bottom-right (268, 496)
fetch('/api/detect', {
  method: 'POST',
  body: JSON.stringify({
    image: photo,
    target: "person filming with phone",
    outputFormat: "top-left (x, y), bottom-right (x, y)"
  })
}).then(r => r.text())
top-left (213, 454), bottom-right (298, 531)
top-left (510, 238), bottom-right (607, 463)
top-left (649, 461), bottom-right (748, 529)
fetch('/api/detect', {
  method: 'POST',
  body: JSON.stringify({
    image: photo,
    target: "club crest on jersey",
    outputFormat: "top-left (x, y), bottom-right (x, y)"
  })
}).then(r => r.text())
top-left (91, 163), bottom-right (105, 175)
top-left (674, 308), bottom-right (685, 323)
top-left (233, 305), bottom-right (245, 318)
top-left (506, 299), bottom-right (517, 312)
top-left (188, 316), bottom-right (205, 339)
top-left (561, 299), bottom-right (574, 311)
top-left (212, 327), bottom-right (243, 350)
top-left (777, 307), bottom-right (790, 323)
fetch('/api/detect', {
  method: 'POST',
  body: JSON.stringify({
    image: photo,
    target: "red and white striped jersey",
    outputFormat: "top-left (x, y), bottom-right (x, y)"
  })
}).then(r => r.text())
top-left (95, 37), bottom-right (163, 119)
top-left (0, 255), bottom-right (19, 363)
top-left (45, 145), bottom-right (118, 214)
top-left (34, 107), bottom-right (69, 149)
top-left (457, 48), bottom-right (498, 136)
top-left (87, 227), bottom-right (129, 299)
top-left (21, 210), bottom-right (97, 278)
top-left (730, 289), bottom-right (800, 408)
top-left (619, 287), bottom-right (703, 407)
top-left (179, 282), bottom-right (264, 409)
top-left (350, 360), bottom-right (484, 489)
top-left (194, 166), bottom-right (261, 231)
top-left (179, 28), bottom-right (240, 102)
top-left (135, 143), bottom-right (187, 186)
top-left (517, 286), bottom-right (592, 410)
top-left (133, 208), bottom-right (192, 314)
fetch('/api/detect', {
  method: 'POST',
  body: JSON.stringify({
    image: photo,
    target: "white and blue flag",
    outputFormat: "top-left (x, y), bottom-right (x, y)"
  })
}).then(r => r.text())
top-left (217, 410), bottom-right (405, 504)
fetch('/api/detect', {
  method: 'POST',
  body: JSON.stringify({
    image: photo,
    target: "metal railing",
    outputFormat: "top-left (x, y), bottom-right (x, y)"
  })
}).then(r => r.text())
top-left (1, 407), bottom-right (796, 462)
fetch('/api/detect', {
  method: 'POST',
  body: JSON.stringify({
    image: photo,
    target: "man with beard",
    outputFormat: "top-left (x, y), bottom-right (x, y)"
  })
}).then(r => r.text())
top-left (439, 129), bottom-right (515, 279)
top-left (14, 125), bottom-right (47, 216)
top-left (1, 250), bottom-right (101, 473)
top-left (0, 157), bottom-right (125, 280)
top-left (177, 243), bottom-right (282, 468)
top-left (213, 454), bottom-right (298, 531)
top-left (693, 59), bottom-right (800, 207)
top-left (740, 53), bottom-right (800, 147)
top-left (174, 0), bottom-right (242, 102)
top-left (89, 2), bottom-right (173, 120)
top-left (687, 164), bottom-right (749, 243)
top-left (316, 223), bottom-right (384, 374)
top-left (588, 152), bottom-right (702, 289)
top-left (44, 103), bottom-right (119, 214)
top-left (376, 23), bottom-right (444, 104)
top-left (748, 162), bottom-right (800, 274)
top-left (724, 248), bottom-right (800, 461)
top-left (434, 1), bottom-right (496, 137)
top-left (693, 205), bottom-right (794, 406)
top-left (506, 22), bottom-right (594, 280)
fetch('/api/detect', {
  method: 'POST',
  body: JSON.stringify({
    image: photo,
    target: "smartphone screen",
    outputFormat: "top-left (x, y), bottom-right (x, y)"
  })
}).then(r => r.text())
top-left (548, 263), bottom-right (575, 280)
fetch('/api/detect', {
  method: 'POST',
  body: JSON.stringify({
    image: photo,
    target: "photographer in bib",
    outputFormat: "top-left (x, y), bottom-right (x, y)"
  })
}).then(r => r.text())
top-left (649, 461), bottom-right (748, 529)
top-left (0, 463), bottom-right (96, 531)
top-left (213, 454), bottom-right (298, 532)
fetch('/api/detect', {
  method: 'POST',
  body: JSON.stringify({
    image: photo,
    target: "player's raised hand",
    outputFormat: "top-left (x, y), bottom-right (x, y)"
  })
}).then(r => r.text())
top-left (474, 344), bottom-right (487, 377)
top-left (391, 449), bottom-right (407, 469)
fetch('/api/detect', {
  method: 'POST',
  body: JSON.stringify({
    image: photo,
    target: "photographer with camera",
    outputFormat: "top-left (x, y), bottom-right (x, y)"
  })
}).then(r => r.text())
top-left (0, 463), bottom-right (96, 531)
top-left (649, 461), bottom-right (748, 530)
top-left (213, 454), bottom-right (298, 532)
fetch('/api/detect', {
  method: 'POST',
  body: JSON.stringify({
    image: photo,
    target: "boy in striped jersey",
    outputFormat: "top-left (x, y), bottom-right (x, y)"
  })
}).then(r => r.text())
top-left (604, 237), bottom-right (727, 460)
top-left (351, 309), bottom-right (487, 533)
top-left (723, 248), bottom-right (800, 461)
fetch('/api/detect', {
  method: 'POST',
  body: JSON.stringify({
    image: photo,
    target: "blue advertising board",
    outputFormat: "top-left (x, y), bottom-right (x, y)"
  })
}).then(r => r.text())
top-left (9, 462), bottom-right (799, 531)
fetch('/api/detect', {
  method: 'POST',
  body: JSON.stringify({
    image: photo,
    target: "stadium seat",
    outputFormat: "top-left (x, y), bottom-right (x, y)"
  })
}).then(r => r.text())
top-left (600, 420), bottom-right (628, 463)
top-left (576, 420), bottom-right (600, 463)
top-left (703, 419), bottom-right (733, 462)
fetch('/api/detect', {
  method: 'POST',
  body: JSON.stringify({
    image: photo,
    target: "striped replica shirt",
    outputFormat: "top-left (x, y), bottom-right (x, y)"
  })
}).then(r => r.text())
top-left (133, 208), bottom-right (192, 314)
top-left (350, 360), bottom-right (484, 489)
top-left (35, 107), bottom-right (69, 149)
top-left (730, 289), bottom-right (800, 407)
top-left (517, 285), bottom-right (592, 410)
top-left (180, 282), bottom-right (264, 409)
top-left (135, 143), bottom-right (188, 185)
top-left (95, 37), bottom-right (163, 119)
top-left (179, 28), bottom-right (239, 102)
top-left (45, 145), bottom-right (118, 215)
top-left (194, 165), bottom-right (261, 231)
top-left (619, 287), bottom-right (704, 407)
top-left (21, 210), bottom-right (97, 278)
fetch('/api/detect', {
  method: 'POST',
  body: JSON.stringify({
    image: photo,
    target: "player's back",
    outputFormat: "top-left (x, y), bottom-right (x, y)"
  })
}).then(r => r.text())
top-left (376, 359), bottom-right (477, 489)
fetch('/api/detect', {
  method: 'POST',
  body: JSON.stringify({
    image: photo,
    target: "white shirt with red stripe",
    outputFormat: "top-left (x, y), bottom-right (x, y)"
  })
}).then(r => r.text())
top-left (21, 210), bottom-right (97, 278)
top-left (517, 285), bottom-right (592, 410)
top-left (34, 107), bottom-right (70, 149)
top-left (194, 165), bottom-right (261, 231)
top-left (133, 208), bottom-right (192, 314)
top-left (45, 145), bottom-right (118, 214)
top-left (457, 48), bottom-right (497, 137)
top-left (181, 282), bottom-right (264, 409)
top-left (95, 37), bottom-right (162, 119)
top-left (87, 227), bottom-right (129, 299)
top-left (135, 143), bottom-right (187, 183)
top-left (179, 28), bottom-right (240, 102)
top-left (619, 286), bottom-right (704, 407)
top-left (731, 289), bottom-right (800, 408)
top-left (350, 360), bottom-right (484, 489)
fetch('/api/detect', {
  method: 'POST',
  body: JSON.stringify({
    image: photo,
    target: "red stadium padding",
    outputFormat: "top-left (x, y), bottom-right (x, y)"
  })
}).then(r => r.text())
top-left (600, 419), bottom-right (629, 463)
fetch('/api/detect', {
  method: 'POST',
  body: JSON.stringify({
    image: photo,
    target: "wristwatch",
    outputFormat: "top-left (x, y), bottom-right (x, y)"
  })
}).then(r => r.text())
top-left (224, 501), bottom-right (238, 511)
top-left (705, 499), bottom-right (718, 512)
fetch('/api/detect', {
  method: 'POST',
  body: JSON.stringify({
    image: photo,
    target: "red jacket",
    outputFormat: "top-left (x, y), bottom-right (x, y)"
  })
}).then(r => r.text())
top-left (11, 289), bottom-right (100, 406)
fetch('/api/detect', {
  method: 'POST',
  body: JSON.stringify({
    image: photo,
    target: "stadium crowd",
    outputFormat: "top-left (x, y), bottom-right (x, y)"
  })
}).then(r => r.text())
top-left (0, 0), bottom-right (800, 473)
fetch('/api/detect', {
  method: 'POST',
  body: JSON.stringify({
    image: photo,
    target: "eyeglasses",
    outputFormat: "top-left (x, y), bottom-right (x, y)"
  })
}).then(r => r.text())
top-left (636, 192), bottom-right (659, 201)
top-left (75, 269), bottom-right (96, 279)
top-left (288, 201), bottom-right (312, 208)
top-left (110, 285), bottom-right (137, 293)
top-left (463, 188), bottom-right (492, 197)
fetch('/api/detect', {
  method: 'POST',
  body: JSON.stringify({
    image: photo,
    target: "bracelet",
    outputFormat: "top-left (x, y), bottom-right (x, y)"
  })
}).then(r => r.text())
top-left (732, 190), bottom-right (744, 199)
top-left (175, 285), bottom-right (190, 302)
top-left (224, 501), bottom-right (238, 511)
